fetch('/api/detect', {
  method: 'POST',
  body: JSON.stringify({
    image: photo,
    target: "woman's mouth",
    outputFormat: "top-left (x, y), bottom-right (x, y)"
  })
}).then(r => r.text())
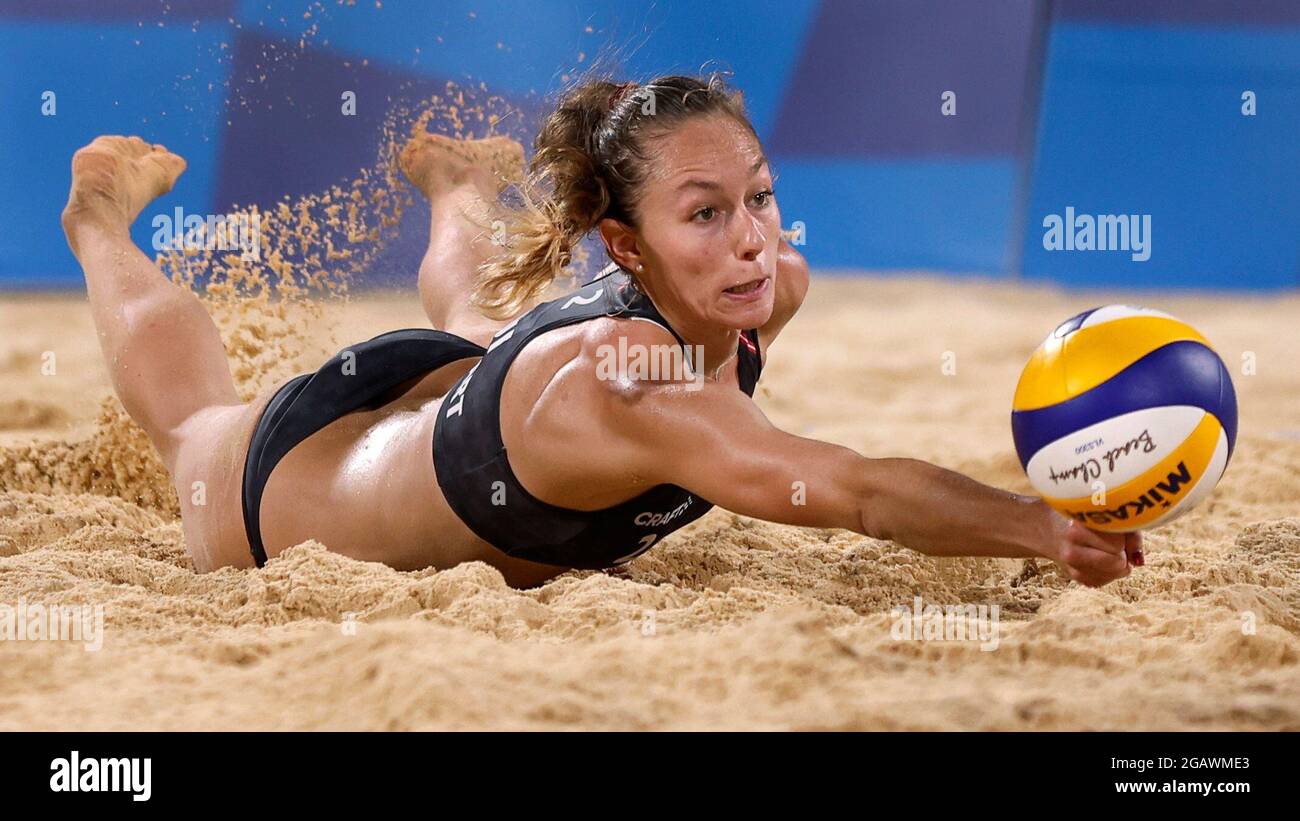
top-left (723, 276), bottom-right (770, 299)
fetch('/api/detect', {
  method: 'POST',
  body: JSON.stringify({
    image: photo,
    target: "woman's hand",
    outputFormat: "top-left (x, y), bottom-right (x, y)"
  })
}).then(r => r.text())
top-left (1035, 501), bottom-right (1143, 588)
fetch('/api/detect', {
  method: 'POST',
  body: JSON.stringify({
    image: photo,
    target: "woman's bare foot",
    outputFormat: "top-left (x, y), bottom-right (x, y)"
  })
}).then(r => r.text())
top-left (399, 132), bottom-right (525, 201)
top-left (61, 135), bottom-right (187, 256)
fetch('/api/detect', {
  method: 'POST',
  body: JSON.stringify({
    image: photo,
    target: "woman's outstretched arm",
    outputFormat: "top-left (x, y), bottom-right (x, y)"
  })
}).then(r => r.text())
top-left (607, 369), bottom-right (1138, 588)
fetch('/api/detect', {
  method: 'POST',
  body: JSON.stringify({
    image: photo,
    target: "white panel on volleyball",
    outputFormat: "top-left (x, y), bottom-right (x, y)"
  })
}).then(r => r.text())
top-left (1143, 428), bottom-right (1231, 528)
top-left (1025, 405), bottom-right (1206, 499)
top-left (1079, 305), bottom-right (1178, 328)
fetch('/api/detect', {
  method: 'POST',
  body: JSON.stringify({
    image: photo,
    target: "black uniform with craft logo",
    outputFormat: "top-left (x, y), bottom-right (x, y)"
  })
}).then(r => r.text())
top-left (433, 266), bottom-right (763, 569)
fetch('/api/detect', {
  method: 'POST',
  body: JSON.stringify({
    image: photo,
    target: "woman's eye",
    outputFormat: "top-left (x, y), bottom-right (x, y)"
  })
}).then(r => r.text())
top-left (752, 189), bottom-right (774, 207)
top-left (692, 206), bottom-right (716, 222)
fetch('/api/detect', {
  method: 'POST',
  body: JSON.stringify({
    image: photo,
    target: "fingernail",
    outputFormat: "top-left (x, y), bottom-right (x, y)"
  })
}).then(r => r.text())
top-left (1132, 550), bottom-right (1144, 567)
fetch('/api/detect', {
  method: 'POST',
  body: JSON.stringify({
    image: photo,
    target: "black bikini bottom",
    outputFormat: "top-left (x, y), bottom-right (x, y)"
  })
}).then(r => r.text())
top-left (240, 328), bottom-right (486, 567)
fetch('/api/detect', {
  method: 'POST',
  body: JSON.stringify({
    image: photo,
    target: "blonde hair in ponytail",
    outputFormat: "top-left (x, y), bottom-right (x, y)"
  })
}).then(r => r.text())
top-left (471, 135), bottom-right (611, 319)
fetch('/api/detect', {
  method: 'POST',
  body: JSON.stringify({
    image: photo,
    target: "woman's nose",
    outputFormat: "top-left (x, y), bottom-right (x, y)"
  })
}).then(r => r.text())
top-left (735, 211), bottom-right (766, 261)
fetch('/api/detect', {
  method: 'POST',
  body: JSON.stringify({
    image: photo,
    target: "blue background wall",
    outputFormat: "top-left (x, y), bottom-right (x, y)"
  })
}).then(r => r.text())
top-left (1, 0), bottom-right (1296, 289)
top-left (1022, 0), bottom-right (1300, 288)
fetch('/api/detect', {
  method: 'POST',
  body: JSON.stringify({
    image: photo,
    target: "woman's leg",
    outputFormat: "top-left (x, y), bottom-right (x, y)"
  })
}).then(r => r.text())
top-left (399, 132), bottom-right (531, 347)
top-left (61, 136), bottom-right (241, 473)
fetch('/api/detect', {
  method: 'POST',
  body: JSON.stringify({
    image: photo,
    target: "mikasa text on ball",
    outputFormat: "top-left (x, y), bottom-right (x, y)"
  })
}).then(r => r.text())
top-left (1011, 306), bottom-right (1237, 532)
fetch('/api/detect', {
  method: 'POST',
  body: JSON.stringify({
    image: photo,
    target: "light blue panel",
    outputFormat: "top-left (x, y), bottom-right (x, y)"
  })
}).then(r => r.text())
top-left (235, 0), bottom-right (820, 139)
top-left (1022, 23), bottom-right (1300, 288)
top-left (0, 19), bottom-right (232, 286)
top-left (771, 158), bottom-right (1016, 273)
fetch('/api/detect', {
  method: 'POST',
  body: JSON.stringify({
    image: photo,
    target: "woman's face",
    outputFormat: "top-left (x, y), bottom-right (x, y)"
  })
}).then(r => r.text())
top-left (613, 113), bottom-right (781, 332)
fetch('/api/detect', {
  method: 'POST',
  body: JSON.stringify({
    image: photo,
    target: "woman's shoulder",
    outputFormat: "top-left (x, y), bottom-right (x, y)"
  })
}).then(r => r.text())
top-left (512, 312), bottom-right (681, 396)
top-left (499, 314), bottom-right (681, 493)
top-left (757, 239), bottom-right (810, 357)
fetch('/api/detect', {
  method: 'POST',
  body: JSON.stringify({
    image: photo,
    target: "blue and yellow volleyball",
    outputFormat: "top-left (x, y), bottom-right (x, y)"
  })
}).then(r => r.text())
top-left (1011, 306), bottom-right (1237, 532)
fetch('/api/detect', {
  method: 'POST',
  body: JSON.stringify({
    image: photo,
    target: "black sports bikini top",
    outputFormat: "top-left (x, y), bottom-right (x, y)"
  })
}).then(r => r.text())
top-left (432, 266), bottom-right (763, 569)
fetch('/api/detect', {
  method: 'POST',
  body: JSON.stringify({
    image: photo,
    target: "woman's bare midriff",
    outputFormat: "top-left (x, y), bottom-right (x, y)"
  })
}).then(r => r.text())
top-left (172, 360), bottom-right (565, 587)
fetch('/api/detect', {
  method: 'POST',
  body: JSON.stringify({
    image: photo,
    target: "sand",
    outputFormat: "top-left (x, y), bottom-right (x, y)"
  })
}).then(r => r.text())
top-left (0, 276), bottom-right (1297, 730)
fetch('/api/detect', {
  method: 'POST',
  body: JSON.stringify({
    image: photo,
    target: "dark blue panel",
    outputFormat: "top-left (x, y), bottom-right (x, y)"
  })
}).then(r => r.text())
top-left (1051, 307), bottom-right (1104, 339)
top-left (213, 29), bottom-right (545, 270)
top-left (1011, 341), bottom-right (1238, 468)
top-left (769, 0), bottom-right (1038, 158)
top-left (214, 30), bottom-right (551, 288)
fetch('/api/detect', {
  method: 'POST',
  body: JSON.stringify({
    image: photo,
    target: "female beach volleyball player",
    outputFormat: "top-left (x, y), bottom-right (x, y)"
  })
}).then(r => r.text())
top-left (60, 74), bottom-right (1140, 588)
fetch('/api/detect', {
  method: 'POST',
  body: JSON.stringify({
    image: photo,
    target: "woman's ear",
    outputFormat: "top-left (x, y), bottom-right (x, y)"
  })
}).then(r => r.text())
top-left (598, 217), bottom-right (641, 272)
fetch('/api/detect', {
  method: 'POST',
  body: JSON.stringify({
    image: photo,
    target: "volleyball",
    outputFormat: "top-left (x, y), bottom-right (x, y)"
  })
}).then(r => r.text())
top-left (1011, 305), bottom-right (1237, 532)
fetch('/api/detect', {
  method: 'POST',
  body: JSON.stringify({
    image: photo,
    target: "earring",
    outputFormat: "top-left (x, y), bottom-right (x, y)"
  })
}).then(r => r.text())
top-left (636, 263), bottom-right (644, 272)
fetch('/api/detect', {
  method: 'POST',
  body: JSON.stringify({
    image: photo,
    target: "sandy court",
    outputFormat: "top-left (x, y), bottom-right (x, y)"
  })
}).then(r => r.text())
top-left (1, 276), bottom-right (1297, 730)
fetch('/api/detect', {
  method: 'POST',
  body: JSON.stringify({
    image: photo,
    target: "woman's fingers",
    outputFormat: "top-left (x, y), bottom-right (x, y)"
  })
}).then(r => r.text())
top-left (1125, 531), bottom-right (1145, 567)
top-left (1059, 520), bottom-right (1132, 586)
top-left (1067, 519), bottom-right (1125, 555)
top-left (1043, 514), bottom-right (1145, 587)
top-left (1060, 541), bottom-right (1130, 580)
top-left (1062, 547), bottom-right (1132, 586)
